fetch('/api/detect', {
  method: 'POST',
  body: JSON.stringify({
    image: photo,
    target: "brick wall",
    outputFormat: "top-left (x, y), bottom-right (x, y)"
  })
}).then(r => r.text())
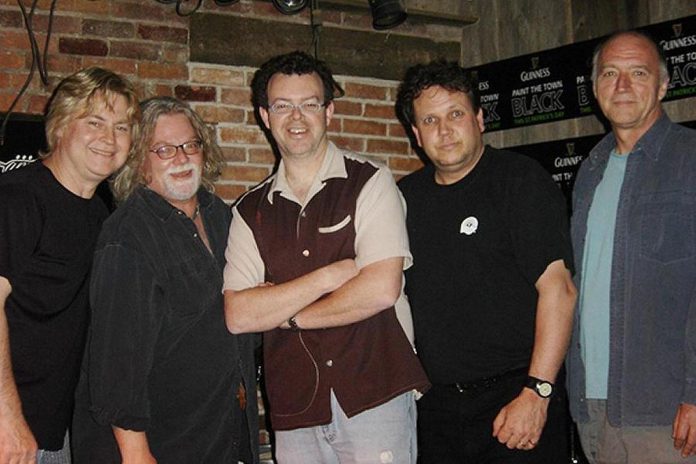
top-left (0, 0), bottom-right (426, 204)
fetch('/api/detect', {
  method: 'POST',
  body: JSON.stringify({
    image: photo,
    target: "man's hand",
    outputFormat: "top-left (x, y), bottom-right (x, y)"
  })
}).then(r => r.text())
top-left (0, 414), bottom-right (37, 464)
top-left (673, 402), bottom-right (696, 457)
top-left (0, 277), bottom-right (37, 463)
top-left (492, 388), bottom-right (549, 450)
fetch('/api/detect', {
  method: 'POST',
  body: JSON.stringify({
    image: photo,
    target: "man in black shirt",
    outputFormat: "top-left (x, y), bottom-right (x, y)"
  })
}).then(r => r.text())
top-left (71, 97), bottom-right (259, 464)
top-left (0, 68), bottom-right (139, 463)
top-left (396, 60), bottom-right (577, 463)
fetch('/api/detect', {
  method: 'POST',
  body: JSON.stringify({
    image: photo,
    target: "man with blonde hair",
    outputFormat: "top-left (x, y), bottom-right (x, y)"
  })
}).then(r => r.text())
top-left (0, 67), bottom-right (138, 463)
top-left (72, 97), bottom-right (259, 464)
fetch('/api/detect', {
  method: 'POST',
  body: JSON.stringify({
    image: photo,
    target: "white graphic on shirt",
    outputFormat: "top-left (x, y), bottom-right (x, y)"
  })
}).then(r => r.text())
top-left (460, 216), bottom-right (478, 235)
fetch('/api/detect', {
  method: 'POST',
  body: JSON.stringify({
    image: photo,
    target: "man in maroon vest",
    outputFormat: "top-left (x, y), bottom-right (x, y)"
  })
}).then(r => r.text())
top-left (223, 51), bottom-right (430, 463)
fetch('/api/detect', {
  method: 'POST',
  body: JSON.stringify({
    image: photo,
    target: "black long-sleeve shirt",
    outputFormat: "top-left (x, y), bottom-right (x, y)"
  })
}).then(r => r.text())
top-left (72, 186), bottom-right (259, 463)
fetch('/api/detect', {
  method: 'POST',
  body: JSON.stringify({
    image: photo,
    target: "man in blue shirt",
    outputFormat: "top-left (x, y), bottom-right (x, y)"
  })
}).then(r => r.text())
top-left (568, 30), bottom-right (696, 463)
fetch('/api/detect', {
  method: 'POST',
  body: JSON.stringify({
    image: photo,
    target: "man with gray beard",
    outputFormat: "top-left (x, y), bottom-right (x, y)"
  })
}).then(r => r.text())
top-left (72, 97), bottom-right (259, 464)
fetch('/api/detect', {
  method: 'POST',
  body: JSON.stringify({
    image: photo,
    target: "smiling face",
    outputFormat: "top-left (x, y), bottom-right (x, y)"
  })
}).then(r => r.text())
top-left (411, 85), bottom-right (485, 185)
top-left (259, 72), bottom-right (334, 162)
top-left (593, 33), bottom-right (668, 139)
top-left (52, 93), bottom-right (131, 190)
top-left (142, 113), bottom-right (203, 206)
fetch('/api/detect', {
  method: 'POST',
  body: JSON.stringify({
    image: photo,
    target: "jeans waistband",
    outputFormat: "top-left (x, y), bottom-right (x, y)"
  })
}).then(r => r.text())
top-left (433, 367), bottom-right (528, 393)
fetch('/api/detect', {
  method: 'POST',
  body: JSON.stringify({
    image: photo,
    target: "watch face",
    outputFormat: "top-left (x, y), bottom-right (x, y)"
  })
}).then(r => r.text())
top-left (537, 382), bottom-right (553, 397)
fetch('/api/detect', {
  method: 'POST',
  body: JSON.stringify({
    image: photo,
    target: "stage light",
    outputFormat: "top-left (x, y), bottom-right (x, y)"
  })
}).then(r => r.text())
top-left (272, 0), bottom-right (309, 15)
top-left (368, 0), bottom-right (407, 30)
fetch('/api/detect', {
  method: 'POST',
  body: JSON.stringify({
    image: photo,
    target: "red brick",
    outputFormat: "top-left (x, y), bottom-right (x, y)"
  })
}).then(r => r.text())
top-left (137, 62), bottom-right (188, 80)
top-left (388, 123), bottom-right (408, 138)
top-left (45, 54), bottom-right (84, 74)
top-left (109, 41), bottom-right (161, 61)
top-left (220, 146), bottom-right (246, 162)
top-left (0, 92), bottom-right (25, 113)
top-left (330, 136), bottom-right (365, 153)
top-left (191, 67), bottom-right (245, 87)
top-left (366, 138), bottom-right (410, 155)
top-left (343, 118), bottom-right (387, 136)
top-left (220, 87), bottom-right (251, 106)
top-left (0, 30), bottom-right (29, 50)
top-left (0, 9), bottom-right (22, 28)
top-left (161, 45), bottom-right (188, 64)
top-left (364, 103), bottom-right (397, 120)
top-left (0, 72), bottom-right (30, 90)
top-left (138, 25), bottom-right (188, 45)
top-left (193, 105), bottom-right (245, 124)
top-left (249, 147), bottom-right (276, 165)
top-left (82, 57), bottom-right (137, 76)
top-left (28, 94), bottom-right (50, 114)
top-left (213, 183), bottom-right (247, 203)
top-left (154, 84), bottom-right (175, 97)
top-left (1, 51), bottom-right (26, 69)
top-left (219, 125), bottom-right (267, 145)
top-left (61, 0), bottom-right (108, 15)
top-left (221, 165), bottom-right (270, 183)
top-left (29, 14), bottom-right (81, 34)
top-left (388, 155), bottom-right (424, 173)
top-left (321, 10), bottom-right (342, 25)
top-left (343, 82), bottom-right (389, 100)
top-left (59, 37), bottom-right (108, 56)
top-left (112, 2), bottom-right (176, 22)
top-left (174, 84), bottom-right (216, 102)
top-left (328, 117), bottom-right (341, 133)
top-left (333, 100), bottom-right (362, 117)
top-left (83, 19), bottom-right (135, 39)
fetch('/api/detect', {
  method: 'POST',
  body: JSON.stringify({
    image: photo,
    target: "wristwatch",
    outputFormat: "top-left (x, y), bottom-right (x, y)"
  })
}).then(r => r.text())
top-left (525, 376), bottom-right (554, 398)
top-left (288, 315), bottom-right (301, 331)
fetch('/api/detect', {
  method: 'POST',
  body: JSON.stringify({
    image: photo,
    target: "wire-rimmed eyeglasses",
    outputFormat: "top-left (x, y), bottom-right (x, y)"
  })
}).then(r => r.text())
top-left (268, 101), bottom-right (327, 115)
top-left (149, 140), bottom-right (202, 160)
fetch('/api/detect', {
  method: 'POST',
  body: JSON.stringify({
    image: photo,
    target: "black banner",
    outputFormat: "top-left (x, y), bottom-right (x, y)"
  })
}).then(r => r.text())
top-left (473, 14), bottom-right (696, 132)
top-left (507, 120), bottom-right (696, 206)
top-left (0, 116), bottom-right (45, 174)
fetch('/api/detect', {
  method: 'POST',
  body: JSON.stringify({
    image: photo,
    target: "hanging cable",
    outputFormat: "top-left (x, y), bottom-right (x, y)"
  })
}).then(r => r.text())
top-left (310, 0), bottom-right (322, 60)
top-left (0, 0), bottom-right (58, 147)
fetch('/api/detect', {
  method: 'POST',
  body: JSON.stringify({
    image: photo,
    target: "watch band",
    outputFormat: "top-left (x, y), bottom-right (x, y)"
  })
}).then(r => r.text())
top-left (525, 375), bottom-right (554, 398)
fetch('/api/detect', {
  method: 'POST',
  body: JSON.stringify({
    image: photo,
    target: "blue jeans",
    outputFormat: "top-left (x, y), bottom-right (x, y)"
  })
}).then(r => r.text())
top-left (275, 390), bottom-right (417, 464)
top-left (36, 432), bottom-right (71, 464)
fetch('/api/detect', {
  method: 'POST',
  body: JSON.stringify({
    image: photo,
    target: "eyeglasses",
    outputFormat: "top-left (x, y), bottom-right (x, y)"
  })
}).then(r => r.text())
top-left (268, 101), bottom-right (326, 115)
top-left (149, 140), bottom-right (202, 160)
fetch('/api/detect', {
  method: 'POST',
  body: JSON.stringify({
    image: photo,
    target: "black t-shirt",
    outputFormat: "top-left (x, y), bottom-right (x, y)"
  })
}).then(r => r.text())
top-left (0, 161), bottom-right (108, 449)
top-left (399, 147), bottom-right (573, 384)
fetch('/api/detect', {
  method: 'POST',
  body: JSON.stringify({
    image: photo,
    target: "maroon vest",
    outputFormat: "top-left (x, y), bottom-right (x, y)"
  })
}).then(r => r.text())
top-left (237, 154), bottom-right (429, 430)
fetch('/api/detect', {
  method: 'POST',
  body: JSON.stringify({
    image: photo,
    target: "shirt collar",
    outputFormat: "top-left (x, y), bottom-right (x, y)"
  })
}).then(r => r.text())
top-left (587, 112), bottom-right (672, 170)
top-left (139, 185), bottom-right (212, 221)
top-left (266, 141), bottom-right (347, 204)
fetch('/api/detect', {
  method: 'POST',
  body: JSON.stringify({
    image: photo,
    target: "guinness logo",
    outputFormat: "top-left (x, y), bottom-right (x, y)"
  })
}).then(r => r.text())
top-left (566, 143), bottom-right (575, 157)
top-left (673, 23), bottom-right (683, 38)
top-left (531, 56), bottom-right (540, 70)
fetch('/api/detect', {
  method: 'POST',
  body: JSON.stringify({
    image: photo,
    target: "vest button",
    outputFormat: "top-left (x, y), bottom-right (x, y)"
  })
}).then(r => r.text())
top-left (302, 249), bottom-right (310, 257)
top-left (326, 360), bottom-right (333, 367)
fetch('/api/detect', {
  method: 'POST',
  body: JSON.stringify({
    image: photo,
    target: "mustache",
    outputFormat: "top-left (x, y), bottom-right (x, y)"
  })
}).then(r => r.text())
top-left (167, 162), bottom-right (199, 176)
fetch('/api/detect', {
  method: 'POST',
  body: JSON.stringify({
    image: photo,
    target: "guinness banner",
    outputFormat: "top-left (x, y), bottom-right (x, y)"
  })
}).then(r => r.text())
top-left (473, 14), bottom-right (696, 132)
top-left (507, 120), bottom-right (696, 206)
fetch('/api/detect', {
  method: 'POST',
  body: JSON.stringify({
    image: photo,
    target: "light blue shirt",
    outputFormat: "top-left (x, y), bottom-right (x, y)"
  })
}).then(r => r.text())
top-left (579, 149), bottom-right (627, 399)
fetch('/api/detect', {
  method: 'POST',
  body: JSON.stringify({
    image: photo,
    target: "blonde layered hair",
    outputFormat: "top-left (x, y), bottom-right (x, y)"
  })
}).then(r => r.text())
top-left (111, 96), bottom-right (223, 203)
top-left (43, 67), bottom-right (140, 157)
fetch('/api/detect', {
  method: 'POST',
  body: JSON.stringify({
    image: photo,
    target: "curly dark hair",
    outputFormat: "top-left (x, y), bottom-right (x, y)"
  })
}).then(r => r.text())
top-left (396, 59), bottom-right (479, 127)
top-left (251, 51), bottom-right (344, 109)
